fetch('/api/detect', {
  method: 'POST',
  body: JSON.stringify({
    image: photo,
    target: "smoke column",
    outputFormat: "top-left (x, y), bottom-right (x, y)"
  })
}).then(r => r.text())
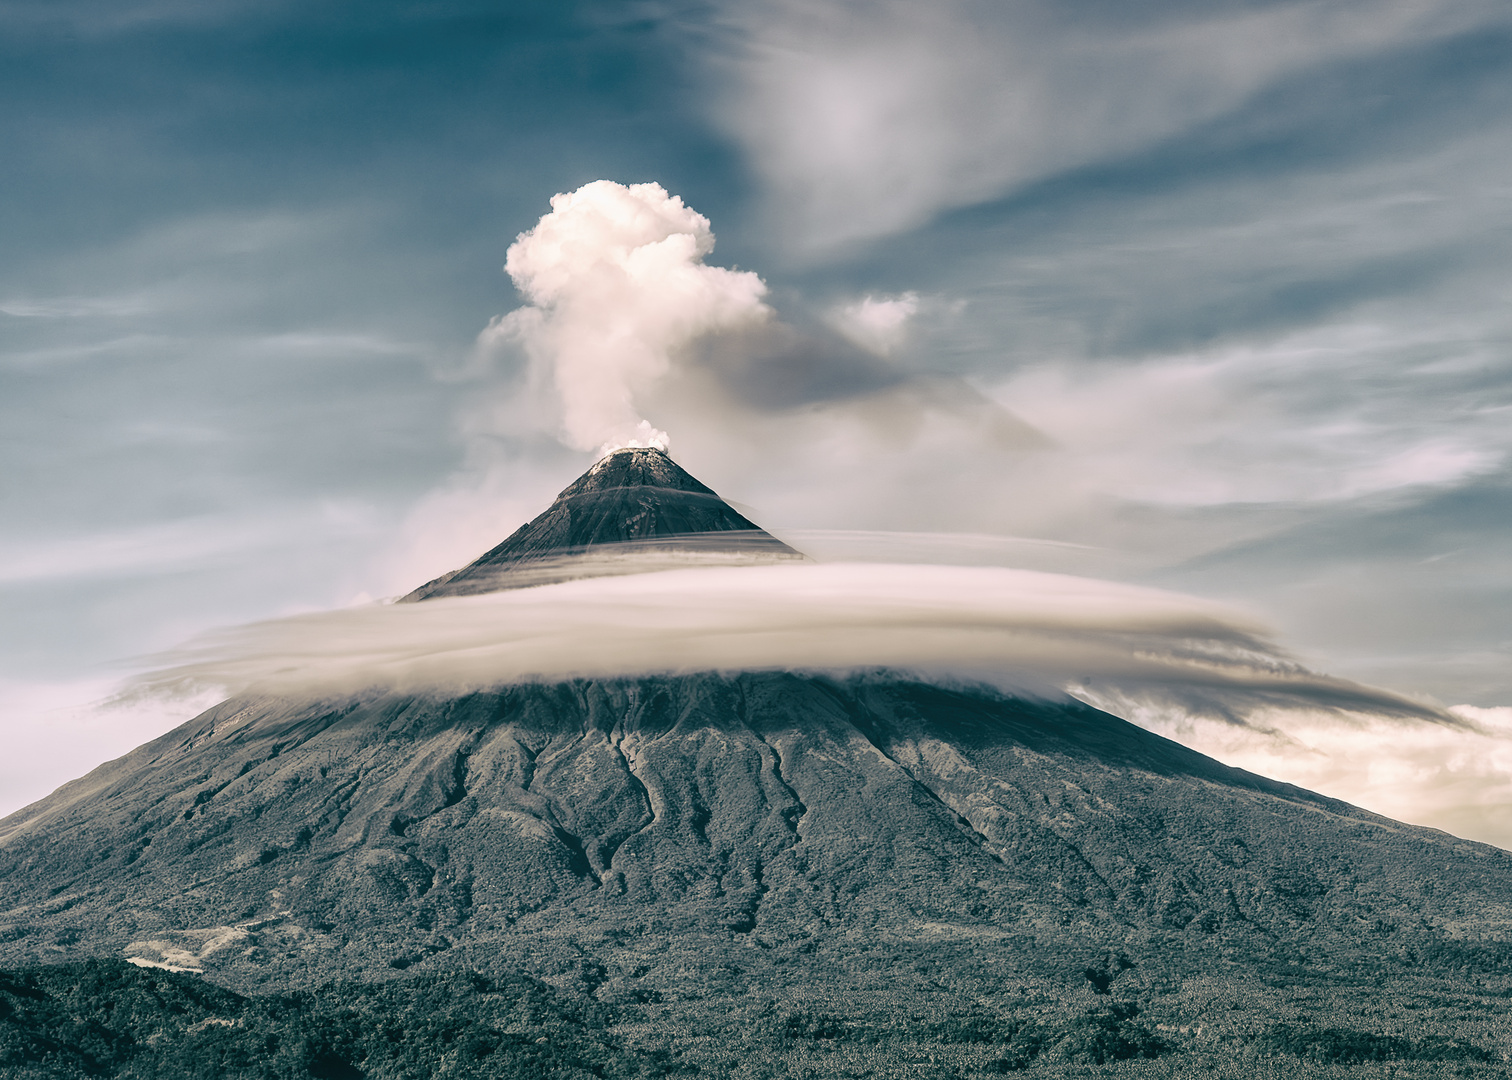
top-left (484, 181), bottom-right (770, 455)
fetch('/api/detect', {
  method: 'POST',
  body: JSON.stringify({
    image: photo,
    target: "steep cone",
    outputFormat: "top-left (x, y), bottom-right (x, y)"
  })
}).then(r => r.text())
top-left (403, 447), bottom-right (802, 600)
top-left (3, 450), bottom-right (1511, 1073)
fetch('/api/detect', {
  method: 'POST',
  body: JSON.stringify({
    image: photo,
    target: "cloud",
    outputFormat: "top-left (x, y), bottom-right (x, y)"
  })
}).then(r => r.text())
top-left (0, 294), bottom-right (157, 319)
top-left (988, 325), bottom-right (1507, 507)
top-left (126, 556), bottom-right (1511, 846)
top-left (830, 292), bottom-right (919, 355)
top-left (778, 529), bottom-right (1096, 565)
top-left (0, 676), bottom-right (220, 818)
top-left (481, 181), bottom-right (771, 455)
top-left (679, 317), bottom-right (907, 410)
top-left (702, 0), bottom-right (1512, 252)
top-left (131, 562), bottom-right (1442, 726)
top-left (1100, 696), bottom-right (1512, 850)
top-left (0, 506), bottom-right (387, 587)
top-left (0, 0), bottom-right (275, 36)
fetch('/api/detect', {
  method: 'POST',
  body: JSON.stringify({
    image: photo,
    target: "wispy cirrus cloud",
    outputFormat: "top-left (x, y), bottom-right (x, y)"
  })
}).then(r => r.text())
top-left (0, 505), bottom-right (387, 587)
top-left (701, 0), bottom-right (1512, 253)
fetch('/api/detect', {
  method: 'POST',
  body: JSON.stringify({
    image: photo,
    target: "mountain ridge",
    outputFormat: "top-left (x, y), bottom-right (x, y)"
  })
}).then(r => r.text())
top-left (402, 447), bottom-right (803, 600)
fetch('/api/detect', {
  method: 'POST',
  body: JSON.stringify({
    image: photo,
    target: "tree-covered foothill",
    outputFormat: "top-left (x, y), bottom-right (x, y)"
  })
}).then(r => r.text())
top-left (0, 960), bottom-right (641, 1079)
top-left (12, 958), bottom-right (1506, 1079)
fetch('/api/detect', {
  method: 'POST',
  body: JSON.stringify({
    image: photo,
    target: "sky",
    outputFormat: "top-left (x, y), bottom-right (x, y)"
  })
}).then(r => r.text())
top-left (3, 0), bottom-right (1512, 840)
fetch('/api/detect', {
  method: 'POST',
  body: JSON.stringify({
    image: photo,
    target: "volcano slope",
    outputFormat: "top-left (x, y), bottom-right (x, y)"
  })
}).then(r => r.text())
top-left (5, 675), bottom-right (1512, 1075)
top-left (3, 448), bottom-right (1512, 1076)
top-left (402, 446), bottom-right (802, 599)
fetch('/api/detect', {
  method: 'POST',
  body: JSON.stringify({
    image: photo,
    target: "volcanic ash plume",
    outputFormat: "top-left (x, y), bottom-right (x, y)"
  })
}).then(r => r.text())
top-left (484, 181), bottom-right (770, 455)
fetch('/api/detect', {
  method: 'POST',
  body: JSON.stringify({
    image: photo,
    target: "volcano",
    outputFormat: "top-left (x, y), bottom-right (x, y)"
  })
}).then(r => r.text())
top-left (3, 449), bottom-right (1511, 1075)
top-left (402, 447), bottom-right (802, 599)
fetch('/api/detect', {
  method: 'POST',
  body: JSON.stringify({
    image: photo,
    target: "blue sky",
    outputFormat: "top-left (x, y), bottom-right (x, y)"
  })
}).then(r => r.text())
top-left (4, 0), bottom-right (1512, 825)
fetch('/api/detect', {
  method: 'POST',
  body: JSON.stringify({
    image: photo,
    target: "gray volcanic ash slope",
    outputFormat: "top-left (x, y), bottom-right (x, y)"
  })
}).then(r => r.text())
top-left (3, 449), bottom-right (1512, 1076)
top-left (4, 672), bottom-right (1511, 995)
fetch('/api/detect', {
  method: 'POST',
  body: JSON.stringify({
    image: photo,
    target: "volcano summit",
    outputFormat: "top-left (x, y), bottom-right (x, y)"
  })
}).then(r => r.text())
top-left (403, 447), bottom-right (803, 599)
top-left (2, 450), bottom-right (1511, 1077)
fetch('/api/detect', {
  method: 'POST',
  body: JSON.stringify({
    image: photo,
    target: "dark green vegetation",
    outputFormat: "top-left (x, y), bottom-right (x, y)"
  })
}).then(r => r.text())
top-left (2, 958), bottom-right (1509, 1079)
top-left (0, 960), bottom-right (624, 1079)
top-left (1257, 1022), bottom-right (1495, 1065)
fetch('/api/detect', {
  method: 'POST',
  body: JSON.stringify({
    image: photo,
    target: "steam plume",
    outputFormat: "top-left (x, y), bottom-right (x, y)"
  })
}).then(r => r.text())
top-left (484, 181), bottom-right (770, 455)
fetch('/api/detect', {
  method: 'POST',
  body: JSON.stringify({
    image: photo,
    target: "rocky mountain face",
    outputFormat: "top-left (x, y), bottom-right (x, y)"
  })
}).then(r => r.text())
top-left (402, 447), bottom-right (802, 599)
top-left (2, 672), bottom-right (1510, 1000)
top-left (4, 449), bottom-right (1512, 1075)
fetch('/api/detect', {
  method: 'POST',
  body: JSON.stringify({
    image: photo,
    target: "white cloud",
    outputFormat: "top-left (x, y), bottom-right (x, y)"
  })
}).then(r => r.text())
top-left (1100, 696), bottom-right (1512, 850)
top-left (481, 181), bottom-right (771, 455)
top-left (132, 562), bottom-right (1438, 727)
top-left (0, 293), bottom-right (158, 318)
top-left (704, 0), bottom-right (1511, 251)
top-left (830, 292), bottom-right (919, 355)
top-left (0, 505), bottom-right (386, 586)
top-left (988, 324), bottom-right (1507, 507)
top-left (0, 677), bottom-right (219, 818)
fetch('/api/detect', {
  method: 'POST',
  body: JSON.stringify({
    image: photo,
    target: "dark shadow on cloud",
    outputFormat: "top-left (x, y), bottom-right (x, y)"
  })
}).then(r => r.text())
top-left (688, 320), bottom-right (907, 410)
top-left (850, 378), bottom-right (1052, 452)
top-left (1081, 675), bottom-right (1462, 730)
top-left (681, 318), bottom-right (1051, 452)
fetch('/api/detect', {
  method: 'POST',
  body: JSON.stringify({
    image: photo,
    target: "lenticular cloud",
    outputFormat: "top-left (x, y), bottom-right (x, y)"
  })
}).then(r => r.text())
top-left (483, 181), bottom-right (770, 455)
top-left (131, 562), bottom-right (1444, 725)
